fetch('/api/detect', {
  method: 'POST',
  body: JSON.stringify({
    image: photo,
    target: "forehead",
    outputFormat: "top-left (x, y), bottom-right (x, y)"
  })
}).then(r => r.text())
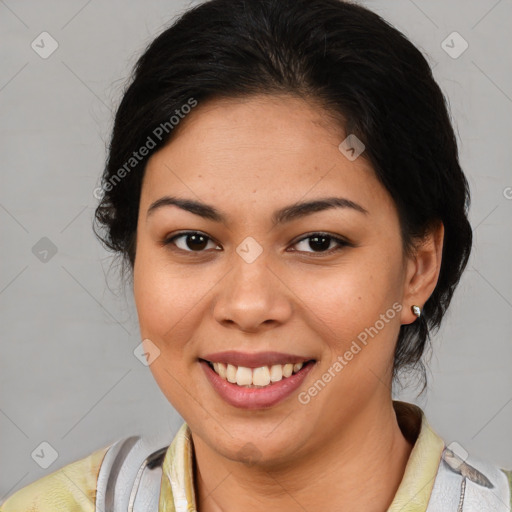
top-left (141, 94), bottom-right (392, 220)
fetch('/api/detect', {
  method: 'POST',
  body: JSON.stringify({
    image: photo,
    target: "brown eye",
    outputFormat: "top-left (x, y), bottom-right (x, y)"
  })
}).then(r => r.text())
top-left (163, 231), bottom-right (220, 252)
top-left (290, 233), bottom-right (350, 255)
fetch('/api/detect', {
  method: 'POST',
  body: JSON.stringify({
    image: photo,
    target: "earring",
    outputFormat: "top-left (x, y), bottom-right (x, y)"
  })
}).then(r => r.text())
top-left (411, 305), bottom-right (421, 318)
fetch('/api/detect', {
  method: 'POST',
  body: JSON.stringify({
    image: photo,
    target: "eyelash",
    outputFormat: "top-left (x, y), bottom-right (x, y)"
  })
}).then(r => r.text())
top-left (161, 231), bottom-right (351, 257)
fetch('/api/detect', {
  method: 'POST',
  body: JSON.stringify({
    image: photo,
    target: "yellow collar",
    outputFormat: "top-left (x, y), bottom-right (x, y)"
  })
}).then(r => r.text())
top-left (388, 401), bottom-right (445, 511)
top-left (158, 401), bottom-right (445, 512)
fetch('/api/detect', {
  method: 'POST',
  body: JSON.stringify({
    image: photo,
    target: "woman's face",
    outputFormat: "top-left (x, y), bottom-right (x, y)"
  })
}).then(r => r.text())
top-left (133, 94), bottom-right (422, 465)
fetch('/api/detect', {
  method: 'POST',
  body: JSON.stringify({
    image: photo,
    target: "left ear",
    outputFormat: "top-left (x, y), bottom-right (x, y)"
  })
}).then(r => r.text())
top-left (400, 220), bottom-right (444, 325)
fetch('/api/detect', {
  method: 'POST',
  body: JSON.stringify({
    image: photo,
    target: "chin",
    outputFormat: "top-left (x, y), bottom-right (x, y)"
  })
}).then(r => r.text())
top-left (202, 421), bottom-right (310, 469)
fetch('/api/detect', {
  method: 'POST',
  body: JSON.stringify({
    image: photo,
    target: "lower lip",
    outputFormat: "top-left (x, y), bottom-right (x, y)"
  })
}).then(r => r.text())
top-left (200, 360), bottom-right (315, 410)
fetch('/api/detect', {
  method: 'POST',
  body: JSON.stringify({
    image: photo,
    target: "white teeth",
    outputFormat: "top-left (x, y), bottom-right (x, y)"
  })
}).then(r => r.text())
top-left (217, 362), bottom-right (227, 379)
top-left (226, 364), bottom-right (237, 383)
top-left (236, 366), bottom-right (253, 386)
top-left (209, 360), bottom-right (309, 387)
top-left (283, 363), bottom-right (293, 378)
top-left (269, 364), bottom-right (283, 382)
top-left (252, 366), bottom-right (271, 386)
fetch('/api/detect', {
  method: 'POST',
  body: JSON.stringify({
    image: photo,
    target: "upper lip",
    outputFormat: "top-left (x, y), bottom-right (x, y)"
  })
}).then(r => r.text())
top-left (201, 351), bottom-right (313, 368)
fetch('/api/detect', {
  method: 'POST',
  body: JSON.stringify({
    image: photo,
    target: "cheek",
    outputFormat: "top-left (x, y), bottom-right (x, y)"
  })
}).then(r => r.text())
top-left (134, 240), bottom-right (200, 339)
top-left (133, 249), bottom-right (205, 412)
top-left (304, 262), bottom-right (398, 328)
top-left (300, 248), bottom-right (404, 362)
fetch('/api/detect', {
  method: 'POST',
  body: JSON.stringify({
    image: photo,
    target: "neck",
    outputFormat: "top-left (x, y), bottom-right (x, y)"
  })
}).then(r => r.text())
top-left (192, 399), bottom-right (414, 512)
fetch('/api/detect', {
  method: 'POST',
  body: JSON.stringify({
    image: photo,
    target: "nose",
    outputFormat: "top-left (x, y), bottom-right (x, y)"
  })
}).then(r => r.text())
top-left (212, 254), bottom-right (293, 333)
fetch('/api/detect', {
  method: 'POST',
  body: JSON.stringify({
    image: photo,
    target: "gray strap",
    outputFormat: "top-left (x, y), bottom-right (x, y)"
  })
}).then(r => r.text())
top-left (95, 435), bottom-right (169, 512)
top-left (129, 447), bottom-right (167, 512)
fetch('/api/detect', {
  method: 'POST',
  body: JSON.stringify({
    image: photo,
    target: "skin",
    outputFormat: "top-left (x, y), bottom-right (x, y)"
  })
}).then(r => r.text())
top-left (133, 94), bottom-right (444, 512)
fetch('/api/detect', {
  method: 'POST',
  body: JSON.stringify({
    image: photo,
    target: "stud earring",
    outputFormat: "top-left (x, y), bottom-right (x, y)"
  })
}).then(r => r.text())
top-left (411, 305), bottom-right (421, 318)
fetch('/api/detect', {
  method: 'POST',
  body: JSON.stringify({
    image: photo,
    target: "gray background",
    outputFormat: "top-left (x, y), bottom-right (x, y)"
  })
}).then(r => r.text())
top-left (1, 0), bottom-right (511, 499)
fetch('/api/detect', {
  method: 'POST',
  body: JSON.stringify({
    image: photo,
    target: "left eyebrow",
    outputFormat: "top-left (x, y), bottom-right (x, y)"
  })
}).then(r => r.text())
top-left (146, 195), bottom-right (369, 225)
top-left (273, 197), bottom-right (368, 224)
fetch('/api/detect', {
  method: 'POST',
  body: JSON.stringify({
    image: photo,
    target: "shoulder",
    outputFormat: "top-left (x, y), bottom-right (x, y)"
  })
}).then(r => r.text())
top-left (1, 432), bottom-right (172, 512)
top-left (428, 445), bottom-right (512, 511)
top-left (0, 443), bottom-right (112, 512)
top-left (502, 468), bottom-right (512, 509)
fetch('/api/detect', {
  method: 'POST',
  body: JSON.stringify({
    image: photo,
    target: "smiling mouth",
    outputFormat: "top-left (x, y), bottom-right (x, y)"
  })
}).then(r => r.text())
top-left (200, 359), bottom-right (316, 388)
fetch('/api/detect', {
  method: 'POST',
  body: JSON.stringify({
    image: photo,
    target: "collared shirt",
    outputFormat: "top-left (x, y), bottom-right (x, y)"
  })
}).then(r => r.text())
top-left (2, 401), bottom-right (511, 511)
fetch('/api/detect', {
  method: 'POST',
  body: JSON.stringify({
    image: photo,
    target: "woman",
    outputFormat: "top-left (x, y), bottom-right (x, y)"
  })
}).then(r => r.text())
top-left (1, 0), bottom-right (510, 510)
